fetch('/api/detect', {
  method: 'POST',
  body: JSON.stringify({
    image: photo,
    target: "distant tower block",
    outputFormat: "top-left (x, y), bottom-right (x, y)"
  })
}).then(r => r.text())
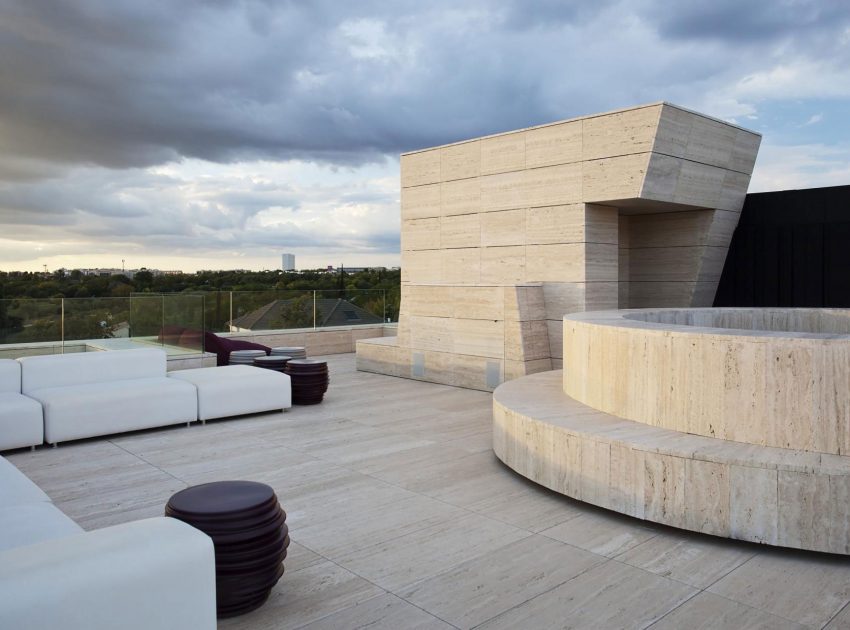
top-left (281, 253), bottom-right (295, 271)
top-left (356, 102), bottom-right (761, 391)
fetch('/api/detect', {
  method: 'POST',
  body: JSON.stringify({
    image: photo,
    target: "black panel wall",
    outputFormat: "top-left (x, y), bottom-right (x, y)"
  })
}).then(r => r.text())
top-left (714, 185), bottom-right (850, 308)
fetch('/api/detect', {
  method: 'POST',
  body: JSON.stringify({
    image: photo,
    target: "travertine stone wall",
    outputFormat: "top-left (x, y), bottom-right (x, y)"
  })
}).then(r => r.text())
top-left (493, 370), bottom-right (850, 554)
top-left (357, 102), bottom-right (760, 390)
top-left (563, 308), bottom-right (850, 456)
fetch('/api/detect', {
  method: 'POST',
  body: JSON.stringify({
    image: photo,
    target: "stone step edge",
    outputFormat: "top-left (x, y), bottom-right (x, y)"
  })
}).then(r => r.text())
top-left (493, 370), bottom-right (850, 553)
top-left (494, 370), bottom-right (850, 476)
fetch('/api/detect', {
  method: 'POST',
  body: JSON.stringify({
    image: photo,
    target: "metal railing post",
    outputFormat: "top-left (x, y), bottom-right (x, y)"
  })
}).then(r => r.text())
top-left (60, 298), bottom-right (65, 354)
top-left (229, 291), bottom-right (233, 332)
top-left (313, 291), bottom-right (317, 329)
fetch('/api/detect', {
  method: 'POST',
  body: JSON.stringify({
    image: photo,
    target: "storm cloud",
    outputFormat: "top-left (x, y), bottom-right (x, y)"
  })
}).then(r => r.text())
top-left (1, 0), bottom-right (849, 270)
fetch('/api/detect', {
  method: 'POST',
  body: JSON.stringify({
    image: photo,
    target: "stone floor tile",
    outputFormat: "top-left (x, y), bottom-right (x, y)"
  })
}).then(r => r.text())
top-left (825, 601), bottom-right (850, 628)
top-left (399, 534), bottom-right (605, 629)
top-left (477, 560), bottom-right (697, 629)
top-left (293, 493), bottom-right (468, 559)
top-left (708, 550), bottom-right (850, 627)
top-left (615, 529), bottom-right (756, 588)
top-left (540, 509), bottom-right (659, 557)
top-left (351, 442), bottom-right (475, 476)
top-left (650, 592), bottom-right (808, 629)
top-left (282, 541), bottom-right (325, 574)
top-left (297, 593), bottom-right (453, 630)
top-left (218, 560), bottom-right (384, 630)
top-left (335, 512), bottom-right (530, 591)
top-left (467, 476), bottom-right (586, 532)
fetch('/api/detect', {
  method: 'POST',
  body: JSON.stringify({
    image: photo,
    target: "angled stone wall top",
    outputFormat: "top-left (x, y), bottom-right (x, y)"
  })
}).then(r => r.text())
top-left (358, 103), bottom-right (761, 391)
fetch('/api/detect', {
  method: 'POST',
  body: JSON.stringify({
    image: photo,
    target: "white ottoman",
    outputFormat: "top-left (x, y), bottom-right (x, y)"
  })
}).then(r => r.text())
top-left (168, 366), bottom-right (291, 422)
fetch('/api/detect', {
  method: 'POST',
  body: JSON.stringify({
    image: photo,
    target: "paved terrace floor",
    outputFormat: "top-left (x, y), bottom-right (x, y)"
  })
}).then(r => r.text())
top-left (8, 353), bottom-right (850, 629)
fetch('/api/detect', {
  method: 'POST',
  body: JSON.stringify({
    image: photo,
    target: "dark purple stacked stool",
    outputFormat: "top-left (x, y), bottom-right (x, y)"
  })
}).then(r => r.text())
top-left (284, 359), bottom-right (329, 405)
top-left (252, 355), bottom-right (291, 372)
top-left (165, 481), bottom-right (289, 618)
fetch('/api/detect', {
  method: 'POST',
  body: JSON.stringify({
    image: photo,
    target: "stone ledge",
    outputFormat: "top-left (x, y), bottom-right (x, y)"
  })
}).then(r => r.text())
top-left (493, 370), bottom-right (850, 554)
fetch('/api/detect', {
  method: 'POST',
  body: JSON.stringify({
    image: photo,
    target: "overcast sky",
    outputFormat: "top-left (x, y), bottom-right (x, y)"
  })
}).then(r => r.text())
top-left (1, 1), bottom-right (849, 272)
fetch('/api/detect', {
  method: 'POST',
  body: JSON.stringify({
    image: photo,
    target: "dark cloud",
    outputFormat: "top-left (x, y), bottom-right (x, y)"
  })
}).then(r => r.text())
top-left (0, 0), bottom-right (641, 178)
top-left (645, 0), bottom-right (850, 43)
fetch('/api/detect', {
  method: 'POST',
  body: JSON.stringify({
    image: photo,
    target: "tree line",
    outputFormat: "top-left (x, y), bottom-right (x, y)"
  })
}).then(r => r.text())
top-left (0, 268), bottom-right (401, 344)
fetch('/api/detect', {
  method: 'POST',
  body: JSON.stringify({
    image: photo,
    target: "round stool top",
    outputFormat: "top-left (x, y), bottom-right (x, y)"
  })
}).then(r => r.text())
top-left (286, 359), bottom-right (326, 367)
top-left (231, 349), bottom-right (267, 357)
top-left (271, 346), bottom-right (304, 353)
top-left (167, 481), bottom-right (276, 517)
top-left (254, 355), bottom-right (291, 364)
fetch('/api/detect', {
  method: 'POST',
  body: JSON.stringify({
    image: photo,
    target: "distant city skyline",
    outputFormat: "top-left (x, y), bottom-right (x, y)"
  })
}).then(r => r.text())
top-left (2, 2), bottom-right (849, 272)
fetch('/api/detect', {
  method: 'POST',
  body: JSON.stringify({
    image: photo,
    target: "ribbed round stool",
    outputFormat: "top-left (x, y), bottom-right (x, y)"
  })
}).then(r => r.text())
top-left (165, 481), bottom-right (289, 618)
top-left (229, 349), bottom-right (267, 365)
top-left (284, 359), bottom-right (329, 405)
top-left (253, 355), bottom-right (291, 372)
top-left (271, 346), bottom-right (306, 360)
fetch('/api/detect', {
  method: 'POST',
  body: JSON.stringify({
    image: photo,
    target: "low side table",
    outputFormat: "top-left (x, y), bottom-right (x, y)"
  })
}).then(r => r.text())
top-left (284, 359), bottom-right (329, 405)
top-left (165, 481), bottom-right (289, 618)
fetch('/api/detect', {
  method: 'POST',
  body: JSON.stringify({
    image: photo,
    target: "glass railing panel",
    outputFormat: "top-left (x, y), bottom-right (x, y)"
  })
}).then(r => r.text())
top-left (201, 290), bottom-right (231, 334)
top-left (128, 295), bottom-right (165, 343)
top-left (0, 297), bottom-right (63, 357)
top-left (61, 297), bottom-right (132, 346)
top-left (314, 289), bottom-right (388, 327)
top-left (229, 290), bottom-right (315, 332)
top-left (162, 294), bottom-right (204, 353)
top-left (0, 297), bottom-right (62, 345)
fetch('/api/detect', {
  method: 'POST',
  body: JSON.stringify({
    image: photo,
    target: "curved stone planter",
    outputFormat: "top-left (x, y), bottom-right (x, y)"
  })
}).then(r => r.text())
top-left (563, 308), bottom-right (850, 455)
top-left (494, 307), bottom-right (850, 554)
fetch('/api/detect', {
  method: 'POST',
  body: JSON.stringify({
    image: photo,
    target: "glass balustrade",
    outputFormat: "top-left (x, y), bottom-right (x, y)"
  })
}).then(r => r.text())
top-left (0, 289), bottom-right (397, 359)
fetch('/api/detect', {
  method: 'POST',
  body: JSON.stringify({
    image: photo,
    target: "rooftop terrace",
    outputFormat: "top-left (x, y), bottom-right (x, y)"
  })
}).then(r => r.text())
top-left (7, 353), bottom-right (850, 629)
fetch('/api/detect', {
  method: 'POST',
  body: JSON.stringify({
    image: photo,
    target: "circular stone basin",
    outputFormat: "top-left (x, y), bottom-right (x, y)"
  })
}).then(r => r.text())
top-left (563, 308), bottom-right (850, 455)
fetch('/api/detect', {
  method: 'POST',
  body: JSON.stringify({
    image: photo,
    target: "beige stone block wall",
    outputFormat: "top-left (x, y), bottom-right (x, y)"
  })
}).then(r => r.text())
top-left (359, 102), bottom-right (760, 390)
top-left (563, 308), bottom-right (850, 456)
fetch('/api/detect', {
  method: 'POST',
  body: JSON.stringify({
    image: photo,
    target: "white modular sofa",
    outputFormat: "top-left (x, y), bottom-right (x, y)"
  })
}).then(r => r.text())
top-left (19, 349), bottom-right (198, 446)
top-left (169, 364), bottom-right (291, 422)
top-left (0, 455), bottom-right (216, 629)
top-left (0, 359), bottom-right (44, 451)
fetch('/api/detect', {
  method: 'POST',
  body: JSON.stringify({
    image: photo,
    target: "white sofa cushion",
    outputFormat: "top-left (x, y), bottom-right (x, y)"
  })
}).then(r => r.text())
top-left (0, 455), bottom-right (50, 505)
top-left (0, 359), bottom-right (21, 393)
top-left (0, 517), bottom-right (216, 630)
top-left (29, 377), bottom-right (197, 444)
top-left (19, 348), bottom-right (167, 394)
top-left (0, 392), bottom-right (44, 451)
top-left (0, 501), bottom-right (83, 552)
top-left (169, 365), bottom-right (291, 421)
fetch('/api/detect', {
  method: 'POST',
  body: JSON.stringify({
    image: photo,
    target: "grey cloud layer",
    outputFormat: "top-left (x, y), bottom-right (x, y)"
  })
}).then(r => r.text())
top-left (3, 0), bottom-right (847, 177)
top-left (1, 0), bottom-right (849, 268)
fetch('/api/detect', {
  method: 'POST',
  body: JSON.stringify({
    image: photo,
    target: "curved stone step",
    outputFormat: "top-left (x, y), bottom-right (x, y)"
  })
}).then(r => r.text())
top-left (493, 370), bottom-right (850, 554)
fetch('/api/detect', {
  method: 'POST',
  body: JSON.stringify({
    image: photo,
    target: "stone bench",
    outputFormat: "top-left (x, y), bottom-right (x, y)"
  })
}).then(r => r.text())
top-left (494, 370), bottom-right (850, 554)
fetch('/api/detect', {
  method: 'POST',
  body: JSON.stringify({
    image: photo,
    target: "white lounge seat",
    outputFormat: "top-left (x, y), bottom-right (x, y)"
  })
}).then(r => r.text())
top-left (169, 365), bottom-right (291, 422)
top-left (0, 455), bottom-right (50, 505)
top-left (0, 454), bottom-right (217, 629)
top-left (0, 502), bottom-right (83, 552)
top-left (0, 359), bottom-right (43, 451)
top-left (19, 349), bottom-right (197, 445)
